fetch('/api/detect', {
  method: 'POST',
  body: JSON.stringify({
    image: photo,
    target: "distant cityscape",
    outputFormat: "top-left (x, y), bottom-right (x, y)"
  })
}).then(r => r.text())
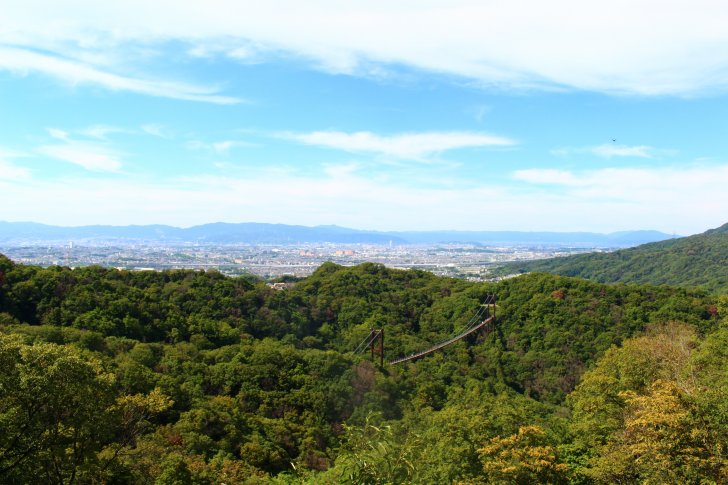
top-left (1, 242), bottom-right (607, 281)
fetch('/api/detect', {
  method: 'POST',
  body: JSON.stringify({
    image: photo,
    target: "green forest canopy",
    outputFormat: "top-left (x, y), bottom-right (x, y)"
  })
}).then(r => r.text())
top-left (0, 254), bottom-right (726, 483)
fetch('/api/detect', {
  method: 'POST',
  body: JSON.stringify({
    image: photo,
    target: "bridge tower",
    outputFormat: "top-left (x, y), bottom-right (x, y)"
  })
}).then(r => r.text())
top-left (369, 328), bottom-right (384, 367)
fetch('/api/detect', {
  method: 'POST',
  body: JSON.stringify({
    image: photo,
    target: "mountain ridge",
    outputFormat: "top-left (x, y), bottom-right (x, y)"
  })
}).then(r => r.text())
top-left (0, 221), bottom-right (675, 247)
top-left (497, 221), bottom-right (728, 293)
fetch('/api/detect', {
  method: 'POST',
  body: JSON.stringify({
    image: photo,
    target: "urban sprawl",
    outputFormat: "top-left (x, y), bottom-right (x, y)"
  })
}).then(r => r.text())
top-left (1, 243), bottom-right (604, 281)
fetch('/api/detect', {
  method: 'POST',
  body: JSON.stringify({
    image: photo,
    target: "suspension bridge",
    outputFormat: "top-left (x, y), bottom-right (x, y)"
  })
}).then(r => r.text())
top-left (353, 294), bottom-right (497, 365)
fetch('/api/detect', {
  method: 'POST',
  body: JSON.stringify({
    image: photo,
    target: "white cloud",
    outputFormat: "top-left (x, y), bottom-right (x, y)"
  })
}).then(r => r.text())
top-left (323, 162), bottom-right (360, 178)
top-left (211, 140), bottom-right (254, 153)
top-left (141, 124), bottom-right (172, 139)
top-left (469, 105), bottom-right (491, 123)
top-left (0, 46), bottom-right (241, 104)
top-left (591, 144), bottom-right (654, 159)
top-left (0, 160), bottom-right (30, 180)
top-left (512, 169), bottom-right (584, 186)
top-left (4, 2), bottom-right (728, 95)
top-left (553, 144), bottom-right (659, 159)
top-left (211, 141), bottom-right (236, 153)
top-left (512, 165), bottom-right (728, 210)
top-left (38, 144), bottom-right (123, 172)
top-left (185, 139), bottom-right (253, 154)
top-left (0, 149), bottom-right (31, 180)
top-left (79, 125), bottom-right (127, 139)
top-left (48, 124), bottom-right (128, 142)
top-left (1, 161), bottom-right (726, 234)
top-left (39, 127), bottom-right (126, 172)
top-left (47, 128), bottom-right (70, 141)
top-left (282, 131), bottom-right (515, 160)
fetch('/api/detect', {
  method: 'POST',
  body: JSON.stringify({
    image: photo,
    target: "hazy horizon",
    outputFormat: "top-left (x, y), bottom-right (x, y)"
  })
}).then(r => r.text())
top-left (0, 219), bottom-right (689, 236)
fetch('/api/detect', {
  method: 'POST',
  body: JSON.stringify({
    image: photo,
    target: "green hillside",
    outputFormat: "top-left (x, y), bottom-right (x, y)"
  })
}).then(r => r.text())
top-left (498, 222), bottom-right (728, 293)
top-left (0, 256), bottom-right (725, 483)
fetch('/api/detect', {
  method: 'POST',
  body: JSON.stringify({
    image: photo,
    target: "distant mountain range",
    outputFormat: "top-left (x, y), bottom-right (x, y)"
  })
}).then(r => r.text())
top-left (0, 221), bottom-right (672, 248)
top-left (498, 222), bottom-right (728, 293)
top-left (388, 229), bottom-right (674, 246)
top-left (0, 221), bottom-right (675, 247)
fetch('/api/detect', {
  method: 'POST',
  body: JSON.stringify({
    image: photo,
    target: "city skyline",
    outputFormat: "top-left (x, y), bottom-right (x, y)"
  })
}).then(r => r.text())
top-left (2, 2), bottom-right (728, 234)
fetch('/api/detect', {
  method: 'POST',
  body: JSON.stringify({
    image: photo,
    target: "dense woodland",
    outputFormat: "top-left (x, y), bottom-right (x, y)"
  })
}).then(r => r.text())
top-left (0, 253), bottom-right (726, 483)
top-left (499, 222), bottom-right (728, 294)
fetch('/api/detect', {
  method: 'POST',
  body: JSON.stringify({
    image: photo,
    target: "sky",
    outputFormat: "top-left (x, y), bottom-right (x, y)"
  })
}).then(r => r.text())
top-left (1, 1), bottom-right (728, 235)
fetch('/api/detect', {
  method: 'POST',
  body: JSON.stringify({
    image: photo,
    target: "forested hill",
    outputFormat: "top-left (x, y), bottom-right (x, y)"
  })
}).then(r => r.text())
top-left (0, 255), bottom-right (725, 483)
top-left (498, 222), bottom-right (728, 293)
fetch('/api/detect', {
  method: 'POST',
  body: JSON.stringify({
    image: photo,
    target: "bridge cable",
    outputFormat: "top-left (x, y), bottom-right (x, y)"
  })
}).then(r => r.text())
top-left (389, 294), bottom-right (496, 365)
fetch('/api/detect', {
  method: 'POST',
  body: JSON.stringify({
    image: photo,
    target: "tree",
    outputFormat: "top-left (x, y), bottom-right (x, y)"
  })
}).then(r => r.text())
top-left (478, 425), bottom-right (568, 484)
top-left (568, 323), bottom-right (728, 483)
top-left (584, 380), bottom-right (726, 483)
top-left (0, 335), bottom-right (171, 484)
top-left (331, 413), bottom-right (419, 484)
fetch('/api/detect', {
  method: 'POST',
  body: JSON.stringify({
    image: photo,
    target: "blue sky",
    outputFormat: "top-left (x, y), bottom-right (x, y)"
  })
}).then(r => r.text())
top-left (1, 1), bottom-right (728, 234)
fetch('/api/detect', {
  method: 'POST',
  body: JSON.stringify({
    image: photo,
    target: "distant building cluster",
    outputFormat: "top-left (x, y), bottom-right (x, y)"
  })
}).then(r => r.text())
top-left (0, 242), bottom-right (598, 282)
top-left (267, 282), bottom-right (296, 290)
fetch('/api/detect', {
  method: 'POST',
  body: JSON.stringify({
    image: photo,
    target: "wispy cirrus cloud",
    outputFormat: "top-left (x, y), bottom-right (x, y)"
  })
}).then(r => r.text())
top-left (5, 2), bottom-right (728, 95)
top-left (141, 124), bottom-right (173, 139)
top-left (38, 144), bottom-right (123, 172)
top-left (47, 128), bottom-right (70, 142)
top-left (281, 131), bottom-right (515, 160)
top-left (512, 169), bottom-right (583, 186)
top-left (507, 163), bottom-right (728, 230)
top-left (591, 144), bottom-right (655, 158)
top-left (38, 127), bottom-right (123, 172)
top-left (79, 124), bottom-right (129, 140)
top-left (553, 144), bottom-right (660, 159)
top-left (0, 149), bottom-right (31, 180)
top-left (0, 161), bottom-right (30, 180)
top-left (186, 139), bottom-right (255, 154)
top-left (211, 140), bottom-right (255, 153)
top-left (0, 46), bottom-right (242, 104)
top-left (512, 164), bottom-right (728, 204)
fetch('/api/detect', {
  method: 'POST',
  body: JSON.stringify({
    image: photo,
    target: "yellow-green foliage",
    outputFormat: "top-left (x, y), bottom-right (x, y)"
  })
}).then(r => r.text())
top-left (568, 323), bottom-right (728, 483)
